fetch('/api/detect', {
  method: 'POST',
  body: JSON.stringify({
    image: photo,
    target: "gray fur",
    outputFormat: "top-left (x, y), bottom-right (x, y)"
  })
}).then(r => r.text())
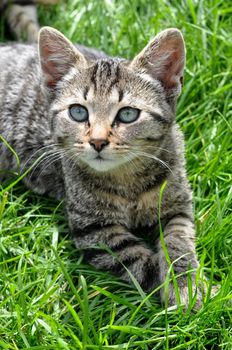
top-left (0, 27), bottom-right (200, 307)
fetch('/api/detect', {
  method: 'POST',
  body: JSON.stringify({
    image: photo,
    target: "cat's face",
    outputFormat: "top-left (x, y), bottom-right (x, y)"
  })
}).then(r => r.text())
top-left (39, 27), bottom-right (185, 172)
top-left (50, 61), bottom-right (173, 172)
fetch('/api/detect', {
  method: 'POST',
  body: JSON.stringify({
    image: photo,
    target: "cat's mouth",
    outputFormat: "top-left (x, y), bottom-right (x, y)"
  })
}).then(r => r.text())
top-left (82, 153), bottom-right (124, 172)
top-left (80, 150), bottom-right (136, 172)
top-left (95, 154), bottom-right (104, 160)
top-left (93, 153), bottom-right (113, 162)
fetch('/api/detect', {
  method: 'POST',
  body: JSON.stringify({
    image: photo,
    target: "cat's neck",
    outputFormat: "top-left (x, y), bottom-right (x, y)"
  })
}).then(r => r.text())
top-left (62, 147), bottom-right (175, 199)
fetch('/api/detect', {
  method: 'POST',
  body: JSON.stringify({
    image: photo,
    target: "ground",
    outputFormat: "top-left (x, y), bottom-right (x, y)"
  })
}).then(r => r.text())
top-left (0, 0), bottom-right (231, 349)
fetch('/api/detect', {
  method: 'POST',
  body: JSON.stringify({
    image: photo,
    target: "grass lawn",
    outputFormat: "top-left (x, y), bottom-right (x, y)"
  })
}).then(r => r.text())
top-left (0, 0), bottom-right (231, 349)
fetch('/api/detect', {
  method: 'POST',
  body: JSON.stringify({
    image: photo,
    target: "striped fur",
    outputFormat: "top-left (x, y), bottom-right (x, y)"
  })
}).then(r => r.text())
top-left (0, 27), bottom-right (201, 307)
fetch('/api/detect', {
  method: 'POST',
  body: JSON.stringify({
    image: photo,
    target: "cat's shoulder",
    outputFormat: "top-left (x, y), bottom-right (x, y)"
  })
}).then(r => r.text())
top-left (0, 42), bottom-right (37, 53)
top-left (0, 43), bottom-right (39, 73)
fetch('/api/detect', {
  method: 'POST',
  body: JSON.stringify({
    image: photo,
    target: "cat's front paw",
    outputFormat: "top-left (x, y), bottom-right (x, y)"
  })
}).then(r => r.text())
top-left (161, 279), bottom-right (203, 310)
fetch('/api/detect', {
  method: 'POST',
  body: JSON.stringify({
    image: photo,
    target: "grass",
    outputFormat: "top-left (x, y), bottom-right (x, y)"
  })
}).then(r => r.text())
top-left (0, 0), bottom-right (231, 348)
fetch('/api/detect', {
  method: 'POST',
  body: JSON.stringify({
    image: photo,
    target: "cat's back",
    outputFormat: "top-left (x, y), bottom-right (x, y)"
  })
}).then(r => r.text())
top-left (0, 43), bottom-right (39, 89)
top-left (0, 43), bottom-right (41, 113)
top-left (0, 42), bottom-right (46, 139)
top-left (0, 43), bottom-right (57, 193)
top-left (0, 42), bottom-right (64, 199)
top-left (0, 42), bottom-right (36, 59)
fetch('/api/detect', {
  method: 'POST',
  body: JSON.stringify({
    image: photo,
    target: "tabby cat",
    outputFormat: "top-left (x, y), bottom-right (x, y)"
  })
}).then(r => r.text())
top-left (0, 25), bottom-right (201, 307)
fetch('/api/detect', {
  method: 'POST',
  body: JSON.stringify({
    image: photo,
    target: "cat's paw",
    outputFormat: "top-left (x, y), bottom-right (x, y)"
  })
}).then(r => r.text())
top-left (160, 280), bottom-right (203, 311)
top-left (161, 280), bottom-right (220, 311)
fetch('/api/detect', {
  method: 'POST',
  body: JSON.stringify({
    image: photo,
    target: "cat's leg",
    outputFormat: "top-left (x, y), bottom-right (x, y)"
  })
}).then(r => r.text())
top-left (72, 223), bottom-right (160, 292)
top-left (158, 214), bottom-right (201, 308)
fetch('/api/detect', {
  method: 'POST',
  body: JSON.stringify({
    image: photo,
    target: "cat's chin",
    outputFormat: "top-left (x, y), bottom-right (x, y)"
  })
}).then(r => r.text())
top-left (83, 157), bottom-right (128, 172)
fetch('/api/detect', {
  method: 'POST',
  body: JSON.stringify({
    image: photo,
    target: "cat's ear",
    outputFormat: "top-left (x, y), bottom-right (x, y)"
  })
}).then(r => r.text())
top-left (130, 28), bottom-right (185, 95)
top-left (39, 26), bottom-right (87, 88)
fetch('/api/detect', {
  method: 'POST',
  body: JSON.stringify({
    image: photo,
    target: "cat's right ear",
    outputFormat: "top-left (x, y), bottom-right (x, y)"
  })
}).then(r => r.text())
top-left (130, 28), bottom-right (185, 97)
top-left (39, 27), bottom-right (87, 88)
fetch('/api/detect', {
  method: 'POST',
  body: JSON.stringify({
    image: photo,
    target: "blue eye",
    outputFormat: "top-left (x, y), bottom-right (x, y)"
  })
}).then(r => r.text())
top-left (117, 107), bottom-right (140, 123)
top-left (69, 104), bottom-right (89, 122)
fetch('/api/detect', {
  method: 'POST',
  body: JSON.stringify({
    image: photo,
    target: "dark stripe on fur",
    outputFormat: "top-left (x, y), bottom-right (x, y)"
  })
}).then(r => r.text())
top-left (110, 238), bottom-right (140, 252)
top-left (150, 112), bottom-right (171, 125)
top-left (90, 62), bottom-right (98, 90)
top-left (118, 89), bottom-right (124, 102)
top-left (100, 60), bottom-right (112, 79)
top-left (140, 260), bottom-right (158, 291)
top-left (83, 86), bottom-right (89, 100)
top-left (83, 247), bottom-right (105, 262)
top-left (165, 221), bottom-right (189, 228)
top-left (160, 213), bottom-right (194, 232)
top-left (72, 223), bottom-right (116, 237)
top-left (108, 65), bottom-right (120, 90)
top-left (109, 255), bottom-right (141, 275)
top-left (11, 11), bottom-right (25, 28)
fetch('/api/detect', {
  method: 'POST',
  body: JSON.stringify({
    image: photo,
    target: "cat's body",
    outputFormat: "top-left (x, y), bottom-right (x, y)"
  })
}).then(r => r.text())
top-left (0, 27), bottom-right (200, 307)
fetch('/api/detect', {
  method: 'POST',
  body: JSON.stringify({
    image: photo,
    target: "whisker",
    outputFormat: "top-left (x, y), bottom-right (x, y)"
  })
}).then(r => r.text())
top-left (129, 150), bottom-right (173, 174)
top-left (112, 132), bottom-right (174, 156)
top-left (36, 153), bottom-right (64, 180)
top-left (118, 153), bottom-right (139, 174)
top-left (28, 149), bottom-right (65, 182)
top-left (22, 143), bottom-right (60, 171)
top-left (61, 149), bottom-right (82, 172)
top-left (142, 144), bottom-right (175, 155)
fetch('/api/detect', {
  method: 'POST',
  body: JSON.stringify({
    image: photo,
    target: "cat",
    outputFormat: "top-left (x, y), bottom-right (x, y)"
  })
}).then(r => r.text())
top-left (0, 0), bottom-right (59, 42)
top-left (0, 26), bottom-right (202, 308)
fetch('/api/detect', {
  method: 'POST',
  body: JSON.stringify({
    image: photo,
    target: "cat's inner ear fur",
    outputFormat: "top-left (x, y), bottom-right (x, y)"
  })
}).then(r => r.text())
top-left (39, 26), bottom-right (87, 88)
top-left (130, 28), bottom-right (185, 96)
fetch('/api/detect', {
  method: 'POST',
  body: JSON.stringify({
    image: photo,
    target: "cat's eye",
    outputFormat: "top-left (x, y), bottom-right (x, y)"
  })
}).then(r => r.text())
top-left (116, 107), bottom-right (140, 124)
top-left (69, 104), bottom-right (89, 122)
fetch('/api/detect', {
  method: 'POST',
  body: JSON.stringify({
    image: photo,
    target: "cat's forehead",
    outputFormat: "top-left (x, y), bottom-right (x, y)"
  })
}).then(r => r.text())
top-left (87, 58), bottom-right (162, 95)
top-left (57, 57), bottom-right (166, 113)
top-left (88, 58), bottom-right (127, 96)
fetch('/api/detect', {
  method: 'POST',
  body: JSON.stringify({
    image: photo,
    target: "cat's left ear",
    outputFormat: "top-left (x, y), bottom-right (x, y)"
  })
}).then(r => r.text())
top-left (130, 28), bottom-right (185, 96)
top-left (39, 26), bottom-right (87, 88)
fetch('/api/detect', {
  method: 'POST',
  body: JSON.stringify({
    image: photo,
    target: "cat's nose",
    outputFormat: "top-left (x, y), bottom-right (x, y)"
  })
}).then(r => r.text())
top-left (89, 139), bottom-right (109, 152)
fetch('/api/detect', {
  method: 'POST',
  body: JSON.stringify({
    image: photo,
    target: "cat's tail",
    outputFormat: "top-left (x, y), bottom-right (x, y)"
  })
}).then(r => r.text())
top-left (3, 0), bottom-right (59, 43)
top-left (6, 3), bottom-right (39, 43)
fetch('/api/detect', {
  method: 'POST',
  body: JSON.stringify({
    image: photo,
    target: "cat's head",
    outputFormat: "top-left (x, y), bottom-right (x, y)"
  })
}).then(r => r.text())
top-left (39, 27), bottom-right (185, 172)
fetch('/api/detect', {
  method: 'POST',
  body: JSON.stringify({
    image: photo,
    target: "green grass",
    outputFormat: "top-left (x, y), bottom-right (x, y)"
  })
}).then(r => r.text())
top-left (0, 0), bottom-right (232, 349)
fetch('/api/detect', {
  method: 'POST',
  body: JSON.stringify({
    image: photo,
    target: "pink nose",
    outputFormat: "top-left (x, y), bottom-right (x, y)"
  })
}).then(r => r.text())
top-left (89, 139), bottom-right (109, 152)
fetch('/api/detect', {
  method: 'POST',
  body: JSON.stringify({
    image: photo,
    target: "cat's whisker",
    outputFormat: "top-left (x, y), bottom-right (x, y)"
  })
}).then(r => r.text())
top-left (129, 150), bottom-right (173, 174)
top-left (26, 151), bottom-right (51, 180)
top-left (62, 149), bottom-right (83, 171)
top-left (38, 149), bottom-right (65, 168)
top-left (114, 133), bottom-right (175, 155)
top-left (137, 151), bottom-right (172, 173)
top-left (111, 131), bottom-right (133, 146)
top-left (119, 153), bottom-right (139, 174)
top-left (22, 143), bottom-right (60, 171)
top-left (73, 142), bottom-right (85, 148)
top-left (142, 145), bottom-right (175, 155)
top-left (36, 153), bottom-right (64, 180)
top-left (64, 148), bottom-right (82, 160)
top-left (28, 149), bottom-right (65, 182)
